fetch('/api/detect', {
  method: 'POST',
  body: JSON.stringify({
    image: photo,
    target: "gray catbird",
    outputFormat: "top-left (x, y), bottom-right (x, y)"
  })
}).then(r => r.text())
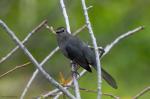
top-left (55, 27), bottom-right (117, 89)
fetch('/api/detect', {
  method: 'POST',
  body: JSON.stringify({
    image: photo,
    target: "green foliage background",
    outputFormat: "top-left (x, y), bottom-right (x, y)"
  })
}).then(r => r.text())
top-left (0, 0), bottom-right (150, 99)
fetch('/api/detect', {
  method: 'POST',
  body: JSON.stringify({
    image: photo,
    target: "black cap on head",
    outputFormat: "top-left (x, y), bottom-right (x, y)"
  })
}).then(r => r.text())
top-left (56, 27), bottom-right (66, 34)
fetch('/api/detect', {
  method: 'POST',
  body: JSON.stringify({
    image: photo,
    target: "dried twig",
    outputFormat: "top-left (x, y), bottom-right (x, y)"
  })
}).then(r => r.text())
top-left (103, 26), bottom-right (144, 56)
top-left (0, 19), bottom-right (48, 99)
top-left (71, 63), bottom-right (81, 99)
top-left (0, 20), bottom-right (47, 64)
top-left (87, 6), bottom-right (93, 10)
top-left (73, 24), bottom-right (87, 35)
top-left (60, 0), bottom-right (81, 99)
top-left (81, 0), bottom-right (102, 99)
top-left (0, 62), bottom-right (30, 79)
top-left (60, 0), bottom-right (71, 33)
top-left (0, 20), bottom-right (75, 99)
top-left (65, 85), bottom-right (97, 93)
top-left (20, 47), bottom-right (59, 99)
top-left (103, 93), bottom-right (120, 99)
top-left (133, 86), bottom-right (150, 99)
top-left (42, 85), bottom-right (120, 99)
top-left (78, 87), bottom-right (120, 99)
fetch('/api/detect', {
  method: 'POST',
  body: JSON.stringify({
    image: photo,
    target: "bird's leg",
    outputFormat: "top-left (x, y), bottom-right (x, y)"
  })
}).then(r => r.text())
top-left (71, 61), bottom-right (80, 77)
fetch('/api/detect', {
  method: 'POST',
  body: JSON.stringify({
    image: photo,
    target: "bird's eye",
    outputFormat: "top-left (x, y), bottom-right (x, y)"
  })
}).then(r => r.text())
top-left (61, 29), bottom-right (64, 32)
top-left (56, 27), bottom-right (65, 34)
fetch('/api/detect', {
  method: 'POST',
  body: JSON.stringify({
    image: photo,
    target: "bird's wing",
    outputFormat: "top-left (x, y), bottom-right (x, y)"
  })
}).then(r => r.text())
top-left (65, 40), bottom-right (92, 72)
top-left (82, 44), bottom-right (97, 69)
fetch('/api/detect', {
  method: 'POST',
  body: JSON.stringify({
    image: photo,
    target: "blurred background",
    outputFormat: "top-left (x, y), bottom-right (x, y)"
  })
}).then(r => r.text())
top-left (0, 0), bottom-right (150, 99)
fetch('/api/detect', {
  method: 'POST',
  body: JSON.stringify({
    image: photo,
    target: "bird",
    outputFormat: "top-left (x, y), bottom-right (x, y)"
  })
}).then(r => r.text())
top-left (55, 27), bottom-right (117, 89)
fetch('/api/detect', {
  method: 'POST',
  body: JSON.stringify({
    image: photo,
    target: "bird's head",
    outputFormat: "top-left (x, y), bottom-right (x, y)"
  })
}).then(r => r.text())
top-left (55, 27), bottom-right (70, 43)
top-left (56, 27), bottom-right (66, 34)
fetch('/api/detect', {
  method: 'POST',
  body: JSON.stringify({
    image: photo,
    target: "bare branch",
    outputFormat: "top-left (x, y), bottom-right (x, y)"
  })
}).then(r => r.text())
top-left (60, 0), bottom-right (71, 33)
top-left (60, 0), bottom-right (81, 98)
top-left (20, 23), bottom-right (58, 99)
top-left (103, 26), bottom-right (144, 56)
top-left (0, 62), bottom-right (30, 79)
top-left (41, 89), bottom-right (60, 98)
top-left (66, 86), bottom-right (97, 93)
top-left (81, 0), bottom-right (102, 98)
top-left (0, 20), bottom-right (75, 99)
top-left (73, 24), bottom-right (87, 35)
top-left (87, 6), bottom-right (93, 10)
top-left (53, 92), bottom-right (64, 99)
top-left (76, 87), bottom-right (120, 99)
top-left (103, 93), bottom-right (120, 99)
top-left (71, 63), bottom-right (81, 99)
top-left (133, 86), bottom-right (150, 99)
top-left (20, 47), bottom-right (59, 99)
top-left (43, 85), bottom-right (120, 99)
top-left (0, 20), bottom-right (47, 64)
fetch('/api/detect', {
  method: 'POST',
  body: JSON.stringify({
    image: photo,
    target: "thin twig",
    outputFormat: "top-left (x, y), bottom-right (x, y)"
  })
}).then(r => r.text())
top-left (66, 85), bottom-right (97, 93)
top-left (20, 47), bottom-right (59, 99)
top-left (21, 24), bottom-right (86, 99)
top-left (133, 86), bottom-right (150, 99)
top-left (40, 88), bottom-right (60, 98)
top-left (0, 20), bottom-right (47, 64)
top-left (78, 87), bottom-right (120, 99)
top-left (42, 26), bottom-right (144, 98)
top-left (53, 92), bottom-right (64, 99)
top-left (81, 0), bottom-right (102, 99)
top-left (87, 6), bottom-right (93, 10)
top-left (73, 24), bottom-right (87, 35)
top-left (60, 0), bottom-right (81, 99)
top-left (0, 20), bottom-right (75, 99)
top-left (60, 0), bottom-right (71, 33)
top-left (71, 63), bottom-right (81, 99)
top-left (0, 19), bottom-right (49, 99)
top-left (103, 26), bottom-right (144, 56)
top-left (103, 93), bottom-right (120, 99)
top-left (20, 22), bottom-right (57, 99)
top-left (43, 85), bottom-right (120, 99)
top-left (0, 62), bottom-right (30, 79)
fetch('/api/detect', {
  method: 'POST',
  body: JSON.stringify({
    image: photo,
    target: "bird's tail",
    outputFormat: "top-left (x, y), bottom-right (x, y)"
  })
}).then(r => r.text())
top-left (101, 68), bottom-right (118, 89)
